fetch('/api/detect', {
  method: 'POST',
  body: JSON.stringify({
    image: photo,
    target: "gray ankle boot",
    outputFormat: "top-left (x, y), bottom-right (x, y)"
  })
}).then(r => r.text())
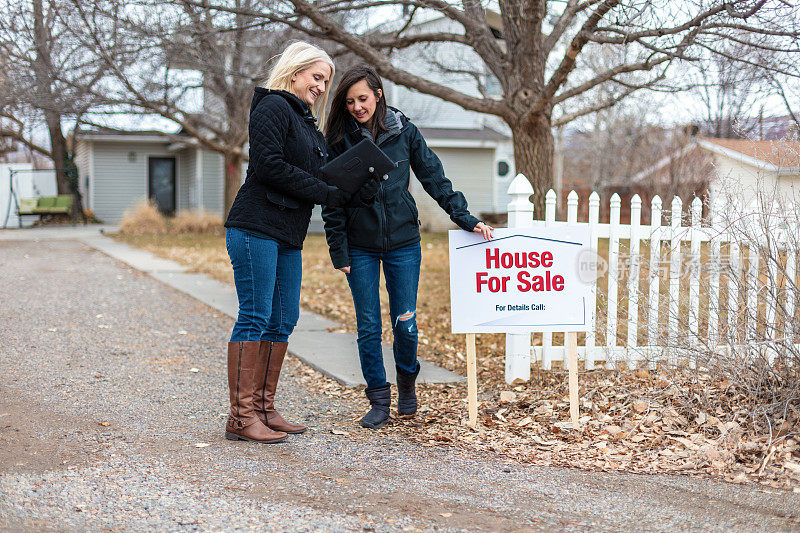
top-left (360, 384), bottom-right (391, 429)
top-left (396, 366), bottom-right (420, 416)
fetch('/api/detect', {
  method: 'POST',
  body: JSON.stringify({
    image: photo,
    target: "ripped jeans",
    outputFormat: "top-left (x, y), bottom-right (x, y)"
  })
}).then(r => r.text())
top-left (346, 243), bottom-right (422, 389)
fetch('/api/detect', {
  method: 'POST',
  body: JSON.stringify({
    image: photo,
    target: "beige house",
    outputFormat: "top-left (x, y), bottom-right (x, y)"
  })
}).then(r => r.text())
top-left (631, 137), bottom-right (800, 212)
top-left (700, 138), bottom-right (800, 208)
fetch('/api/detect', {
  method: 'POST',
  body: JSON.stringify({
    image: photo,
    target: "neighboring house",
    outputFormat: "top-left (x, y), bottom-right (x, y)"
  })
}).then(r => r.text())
top-left (700, 138), bottom-right (800, 208)
top-left (73, 129), bottom-right (231, 223)
top-left (631, 137), bottom-right (800, 216)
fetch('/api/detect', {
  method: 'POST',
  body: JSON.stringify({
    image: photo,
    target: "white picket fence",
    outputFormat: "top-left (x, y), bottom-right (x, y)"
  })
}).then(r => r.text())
top-left (503, 174), bottom-right (800, 381)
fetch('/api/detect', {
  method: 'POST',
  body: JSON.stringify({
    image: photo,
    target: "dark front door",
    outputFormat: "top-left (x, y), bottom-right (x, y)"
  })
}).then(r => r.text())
top-left (148, 157), bottom-right (176, 215)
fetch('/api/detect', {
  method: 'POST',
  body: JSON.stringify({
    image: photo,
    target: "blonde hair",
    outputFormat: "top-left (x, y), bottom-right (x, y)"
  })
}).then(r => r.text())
top-left (263, 41), bottom-right (335, 129)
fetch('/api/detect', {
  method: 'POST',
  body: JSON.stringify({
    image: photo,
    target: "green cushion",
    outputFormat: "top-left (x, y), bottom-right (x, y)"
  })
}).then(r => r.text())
top-left (18, 198), bottom-right (38, 214)
top-left (37, 196), bottom-right (56, 208)
top-left (54, 195), bottom-right (73, 208)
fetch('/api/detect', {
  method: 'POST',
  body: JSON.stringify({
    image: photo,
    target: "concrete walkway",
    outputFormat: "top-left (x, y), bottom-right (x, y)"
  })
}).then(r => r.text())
top-left (0, 225), bottom-right (461, 387)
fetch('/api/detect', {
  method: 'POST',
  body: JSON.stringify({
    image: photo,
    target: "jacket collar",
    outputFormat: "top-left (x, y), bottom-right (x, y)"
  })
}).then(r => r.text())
top-left (348, 107), bottom-right (406, 145)
top-left (252, 88), bottom-right (317, 124)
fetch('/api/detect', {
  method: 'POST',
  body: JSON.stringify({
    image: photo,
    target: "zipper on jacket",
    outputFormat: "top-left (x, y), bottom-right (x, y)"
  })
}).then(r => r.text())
top-left (379, 183), bottom-right (389, 252)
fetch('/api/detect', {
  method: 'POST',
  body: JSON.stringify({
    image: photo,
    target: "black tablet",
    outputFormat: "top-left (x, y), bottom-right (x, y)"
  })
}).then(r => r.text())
top-left (320, 138), bottom-right (397, 194)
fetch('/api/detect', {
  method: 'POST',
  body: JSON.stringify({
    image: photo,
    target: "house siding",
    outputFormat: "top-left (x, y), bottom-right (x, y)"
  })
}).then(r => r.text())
top-left (410, 146), bottom-right (495, 231)
top-left (201, 149), bottom-right (224, 215)
top-left (178, 149), bottom-right (196, 210)
top-left (707, 154), bottom-right (800, 211)
top-left (493, 142), bottom-right (516, 214)
top-left (92, 142), bottom-right (177, 223)
top-left (74, 140), bottom-right (91, 208)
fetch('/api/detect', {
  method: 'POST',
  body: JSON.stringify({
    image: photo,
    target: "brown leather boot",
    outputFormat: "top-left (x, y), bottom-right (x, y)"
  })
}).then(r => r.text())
top-left (253, 341), bottom-right (307, 434)
top-left (225, 341), bottom-right (288, 443)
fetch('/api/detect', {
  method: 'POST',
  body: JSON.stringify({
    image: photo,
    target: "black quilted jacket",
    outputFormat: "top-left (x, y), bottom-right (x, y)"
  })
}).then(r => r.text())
top-left (225, 89), bottom-right (331, 248)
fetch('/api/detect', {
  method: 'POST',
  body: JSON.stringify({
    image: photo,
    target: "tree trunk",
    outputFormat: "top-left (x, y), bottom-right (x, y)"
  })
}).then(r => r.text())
top-left (223, 152), bottom-right (243, 217)
top-left (45, 114), bottom-right (86, 223)
top-left (45, 114), bottom-right (69, 194)
top-left (509, 113), bottom-right (554, 216)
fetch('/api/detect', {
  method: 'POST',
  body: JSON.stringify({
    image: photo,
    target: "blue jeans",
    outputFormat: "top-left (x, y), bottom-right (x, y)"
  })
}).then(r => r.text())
top-left (346, 243), bottom-right (422, 389)
top-left (226, 227), bottom-right (301, 342)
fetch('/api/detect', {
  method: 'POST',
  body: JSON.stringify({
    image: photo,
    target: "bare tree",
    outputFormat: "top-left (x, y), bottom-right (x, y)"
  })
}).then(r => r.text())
top-left (66, 0), bottom-right (323, 215)
top-left (0, 0), bottom-right (108, 219)
top-left (769, 76), bottom-right (800, 137)
top-left (690, 42), bottom-right (766, 139)
top-left (191, 0), bottom-right (799, 211)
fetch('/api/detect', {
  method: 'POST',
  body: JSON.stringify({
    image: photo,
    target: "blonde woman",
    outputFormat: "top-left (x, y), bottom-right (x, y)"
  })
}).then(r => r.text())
top-left (223, 42), bottom-right (379, 443)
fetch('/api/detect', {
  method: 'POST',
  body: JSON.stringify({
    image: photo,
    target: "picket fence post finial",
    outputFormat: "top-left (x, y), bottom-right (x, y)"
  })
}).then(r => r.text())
top-left (507, 173), bottom-right (533, 196)
top-left (507, 173), bottom-right (534, 230)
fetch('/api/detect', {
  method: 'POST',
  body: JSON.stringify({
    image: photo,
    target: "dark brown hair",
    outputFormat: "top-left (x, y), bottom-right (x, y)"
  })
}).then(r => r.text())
top-left (325, 65), bottom-right (388, 146)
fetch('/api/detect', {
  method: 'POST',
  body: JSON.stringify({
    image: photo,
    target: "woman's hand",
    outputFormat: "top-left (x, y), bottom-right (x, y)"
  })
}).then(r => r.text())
top-left (338, 266), bottom-right (351, 274)
top-left (473, 222), bottom-right (494, 240)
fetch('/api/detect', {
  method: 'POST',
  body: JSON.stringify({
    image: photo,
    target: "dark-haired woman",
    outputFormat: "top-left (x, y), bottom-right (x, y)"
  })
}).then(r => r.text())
top-left (322, 65), bottom-right (493, 429)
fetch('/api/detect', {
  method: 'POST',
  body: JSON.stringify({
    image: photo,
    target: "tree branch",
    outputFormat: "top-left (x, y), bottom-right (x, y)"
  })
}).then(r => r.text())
top-left (553, 55), bottom-right (670, 104)
top-left (0, 125), bottom-right (52, 158)
top-left (533, 0), bottom-right (621, 116)
top-left (286, 0), bottom-right (511, 118)
top-left (552, 82), bottom-right (643, 126)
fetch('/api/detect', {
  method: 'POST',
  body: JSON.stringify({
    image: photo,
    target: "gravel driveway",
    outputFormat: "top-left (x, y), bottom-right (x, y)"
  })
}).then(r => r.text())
top-left (1, 239), bottom-right (798, 532)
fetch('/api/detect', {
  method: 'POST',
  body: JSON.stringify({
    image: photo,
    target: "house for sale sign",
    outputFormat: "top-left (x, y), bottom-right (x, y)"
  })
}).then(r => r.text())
top-left (449, 227), bottom-right (594, 333)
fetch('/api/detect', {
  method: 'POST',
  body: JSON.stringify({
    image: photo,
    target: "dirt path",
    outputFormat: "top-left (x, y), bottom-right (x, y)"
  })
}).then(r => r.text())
top-left (1, 239), bottom-right (798, 532)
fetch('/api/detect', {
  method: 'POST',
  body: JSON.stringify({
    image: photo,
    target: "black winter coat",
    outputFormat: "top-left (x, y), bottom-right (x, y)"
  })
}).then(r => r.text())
top-left (321, 108), bottom-right (480, 268)
top-left (225, 89), bottom-right (331, 248)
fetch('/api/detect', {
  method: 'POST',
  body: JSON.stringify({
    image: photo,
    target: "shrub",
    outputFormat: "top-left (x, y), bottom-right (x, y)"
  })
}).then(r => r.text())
top-left (118, 200), bottom-right (168, 235)
top-left (118, 200), bottom-right (224, 235)
top-left (172, 209), bottom-right (224, 235)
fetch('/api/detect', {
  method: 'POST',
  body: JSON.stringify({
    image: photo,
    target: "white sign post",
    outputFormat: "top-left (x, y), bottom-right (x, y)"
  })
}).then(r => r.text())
top-left (449, 226), bottom-right (594, 428)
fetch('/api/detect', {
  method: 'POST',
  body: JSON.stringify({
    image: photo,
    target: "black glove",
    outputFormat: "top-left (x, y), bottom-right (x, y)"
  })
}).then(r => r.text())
top-left (324, 186), bottom-right (352, 208)
top-left (346, 175), bottom-right (380, 208)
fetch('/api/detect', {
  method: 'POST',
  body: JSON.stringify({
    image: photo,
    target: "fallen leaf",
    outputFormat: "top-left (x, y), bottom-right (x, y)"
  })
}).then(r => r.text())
top-left (439, 513), bottom-right (452, 518)
top-left (194, 443), bottom-right (210, 448)
top-left (530, 435), bottom-right (559, 446)
top-left (730, 472), bottom-right (749, 484)
top-left (97, 421), bottom-right (110, 427)
top-left (331, 429), bottom-right (349, 436)
top-left (784, 462), bottom-right (800, 474)
top-left (189, 367), bottom-right (199, 373)
top-left (499, 391), bottom-right (516, 404)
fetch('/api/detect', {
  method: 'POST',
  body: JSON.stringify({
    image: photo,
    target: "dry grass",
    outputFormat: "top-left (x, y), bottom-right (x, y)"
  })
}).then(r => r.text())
top-left (112, 229), bottom-right (800, 490)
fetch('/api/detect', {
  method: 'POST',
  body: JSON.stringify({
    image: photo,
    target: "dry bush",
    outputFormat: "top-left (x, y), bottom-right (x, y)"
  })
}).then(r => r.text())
top-left (118, 200), bottom-right (168, 235)
top-left (637, 168), bottom-right (800, 441)
top-left (118, 200), bottom-right (223, 235)
top-left (172, 209), bottom-right (224, 235)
